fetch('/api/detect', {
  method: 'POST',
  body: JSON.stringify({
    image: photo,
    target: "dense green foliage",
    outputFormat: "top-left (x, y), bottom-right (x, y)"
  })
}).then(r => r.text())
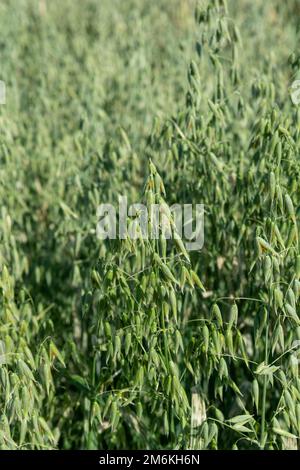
top-left (0, 0), bottom-right (300, 450)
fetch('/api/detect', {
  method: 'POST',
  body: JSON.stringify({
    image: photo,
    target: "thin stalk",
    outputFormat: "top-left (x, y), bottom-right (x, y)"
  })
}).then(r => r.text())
top-left (260, 323), bottom-right (269, 448)
top-left (260, 289), bottom-right (271, 449)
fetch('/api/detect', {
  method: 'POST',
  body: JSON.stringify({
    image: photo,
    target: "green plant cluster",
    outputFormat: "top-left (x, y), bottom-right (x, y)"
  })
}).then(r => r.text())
top-left (0, 0), bottom-right (300, 450)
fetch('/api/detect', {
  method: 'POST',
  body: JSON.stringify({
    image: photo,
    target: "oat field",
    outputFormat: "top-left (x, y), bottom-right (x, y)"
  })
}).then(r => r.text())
top-left (0, 0), bottom-right (300, 450)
